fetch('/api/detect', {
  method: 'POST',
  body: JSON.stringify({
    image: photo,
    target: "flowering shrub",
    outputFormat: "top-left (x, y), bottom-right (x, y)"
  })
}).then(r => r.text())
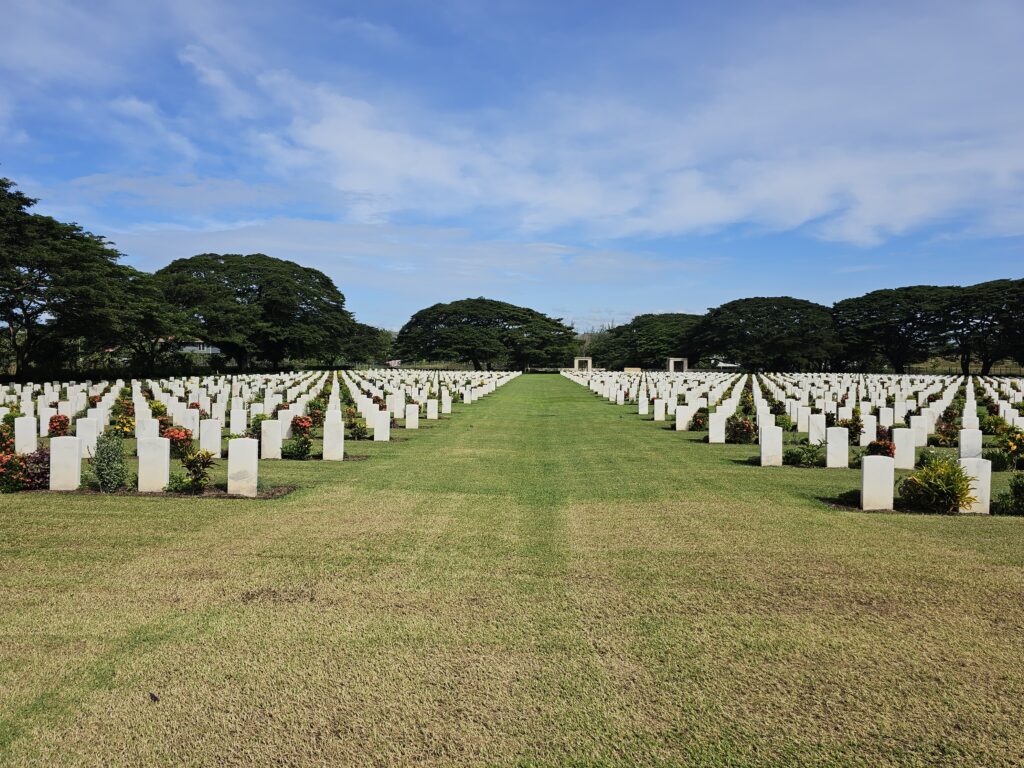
top-left (348, 421), bottom-right (369, 440)
top-left (996, 429), bottom-right (1024, 467)
top-left (111, 398), bottom-right (135, 418)
top-left (725, 415), bottom-right (757, 444)
top-left (0, 452), bottom-right (27, 493)
top-left (88, 394), bottom-right (102, 407)
top-left (22, 448), bottom-right (50, 490)
top-left (928, 420), bottom-right (959, 448)
top-left (837, 410), bottom-right (863, 446)
top-left (866, 439), bottom-right (895, 458)
top-left (291, 415), bottom-right (313, 437)
top-left (162, 427), bottom-right (194, 459)
top-left (690, 409), bottom-right (709, 431)
top-left (48, 414), bottom-right (70, 437)
top-left (149, 401), bottom-right (168, 418)
top-left (0, 424), bottom-right (13, 455)
top-left (112, 414), bottom-right (136, 438)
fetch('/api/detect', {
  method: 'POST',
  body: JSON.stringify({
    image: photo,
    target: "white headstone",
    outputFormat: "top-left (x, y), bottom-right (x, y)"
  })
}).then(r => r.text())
top-left (808, 414), bottom-right (827, 446)
top-left (228, 438), bottom-right (259, 497)
top-left (708, 412), bottom-right (727, 443)
top-left (260, 419), bottom-right (282, 459)
top-left (892, 428), bottom-right (915, 470)
top-left (426, 400), bottom-right (439, 420)
top-left (958, 429), bottom-right (983, 460)
top-left (760, 425), bottom-right (783, 467)
top-left (230, 408), bottom-right (247, 435)
top-left (405, 403), bottom-right (419, 430)
top-left (199, 419), bottom-right (222, 457)
top-left (373, 410), bottom-right (391, 442)
top-left (958, 458), bottom-right (992, 514)
top-left (826, 427), bottom-right (848, 468)
top-left (323, 416), bottom-right (345, 461)
top-left (49, 436), bottom-right (82, 491)
top-left (861, 455), bottom-right (895, 510)
top-left (860, 414), bottom-right (877, 447)
top-left (75, 418), bottom-right (99, 458)
top-left (137, 437), bottom-right (170, 492)
top-left (14, 416), bottom-right (37, 454)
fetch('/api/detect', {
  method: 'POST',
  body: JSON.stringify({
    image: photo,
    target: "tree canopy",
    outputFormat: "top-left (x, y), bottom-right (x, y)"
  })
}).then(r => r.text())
top-left (588, 313), bottom-right (703, 369)
top-left (694, 297), bottom-right (839, 371)
top-left (156, 253), bottom-right (354, 369)
top-left (395, 298), bottom-right (577, 370)
top-left (0, 178), bottom-right (126, 374)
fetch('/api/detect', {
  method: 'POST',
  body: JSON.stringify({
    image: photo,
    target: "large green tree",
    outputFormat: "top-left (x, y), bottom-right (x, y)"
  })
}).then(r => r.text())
top-left (832, 286), bottom-right (948, 373)
top-left (395, 298), bottom-right (577, 370)
top-left (156, 253), bottom-right (353, 369)
top-left (942, 279), bottom-right (1024, 374)
top-left (0, 177), bottom-right (128, 374)
top-left (695, 297), bottom-right (839, 371)
top-left (589, 312), bottom-right (704, 369)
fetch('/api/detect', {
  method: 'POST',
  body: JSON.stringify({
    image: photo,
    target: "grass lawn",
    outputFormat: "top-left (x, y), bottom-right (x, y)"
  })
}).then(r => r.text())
top-left (1, 373), bottom-right (1023, 766)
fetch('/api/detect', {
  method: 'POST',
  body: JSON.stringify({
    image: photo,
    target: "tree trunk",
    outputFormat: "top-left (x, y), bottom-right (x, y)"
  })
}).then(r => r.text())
top-left (981, 357), bottom-right (994, 375)
top-left (960, 350), bottom-right (971, 375)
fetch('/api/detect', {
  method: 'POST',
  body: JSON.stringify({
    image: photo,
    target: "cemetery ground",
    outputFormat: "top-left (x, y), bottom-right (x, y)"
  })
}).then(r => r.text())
top-left (2, 375), bottom-right (1024, 766)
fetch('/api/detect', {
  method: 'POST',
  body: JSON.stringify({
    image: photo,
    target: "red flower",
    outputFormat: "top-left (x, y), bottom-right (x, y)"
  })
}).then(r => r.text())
top-left (48, 414), bottom-right (70, 437)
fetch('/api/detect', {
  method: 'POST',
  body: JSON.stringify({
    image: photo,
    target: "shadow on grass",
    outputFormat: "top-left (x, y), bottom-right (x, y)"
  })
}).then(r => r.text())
top-left (817, 489), bottom-right (861, 510)
top-left (728, 456), bottom-right (762, 466)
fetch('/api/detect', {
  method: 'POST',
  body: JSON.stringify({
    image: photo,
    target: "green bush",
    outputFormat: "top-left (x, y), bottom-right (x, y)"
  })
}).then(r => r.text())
top-left (994, 473), bottom-right (1024, 516)
top-left (92, 431), bottom-right (128, 492)
top-left (281, 434), bottom-right (312, 460)
top-left (916, 448), bottom-right (946, 469)
top-left (898, 457), bottom-right (975, 514)
top-left (166, 472), bottom-right (192, 493)
top-left (246, 414), bottom-right (268, 440)
top-left (783, 442), bottom-right (823, 468)
top-left (984, 449), bottom-right (1014, 472)
top-left (775, 413), bottom-right (795, 432)
top-left (348, 421), bottom-right (369, 440)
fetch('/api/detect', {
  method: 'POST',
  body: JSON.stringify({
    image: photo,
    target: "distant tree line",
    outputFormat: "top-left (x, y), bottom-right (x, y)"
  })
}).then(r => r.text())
top-left (3, 176), bottom-right (1022, 377)
top-left (0, 178), bottom-right (392, 378)
top-left (585, 287), bottom-right (1024, 373)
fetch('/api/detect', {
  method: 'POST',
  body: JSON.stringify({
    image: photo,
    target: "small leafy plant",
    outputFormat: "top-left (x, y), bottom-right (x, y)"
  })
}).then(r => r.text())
top-left (783, 442), bottom-right (824, 468)
top-left (994, 473), bottom-right (1024, 516)
top-left (91, 431), bottom-right (129, 492)
top-left (898, 457), bottom-right (975, 514)
top-left (180, 449), bottom-right (217, 494)
top-left (282, 434), bottom-right (312, 460)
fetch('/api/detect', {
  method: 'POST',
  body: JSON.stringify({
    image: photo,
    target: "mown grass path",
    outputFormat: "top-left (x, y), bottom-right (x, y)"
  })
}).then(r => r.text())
top-left (1, 374), bottom-right (1023, 766)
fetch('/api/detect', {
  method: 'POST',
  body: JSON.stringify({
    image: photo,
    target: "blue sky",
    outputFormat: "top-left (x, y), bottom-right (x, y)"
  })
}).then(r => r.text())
top-left (2, 0), bottom-right (1023, 330)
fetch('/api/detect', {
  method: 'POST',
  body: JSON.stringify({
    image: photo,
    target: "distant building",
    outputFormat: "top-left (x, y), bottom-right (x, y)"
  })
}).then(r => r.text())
top-left (179, 341), bottom-right (222, 355)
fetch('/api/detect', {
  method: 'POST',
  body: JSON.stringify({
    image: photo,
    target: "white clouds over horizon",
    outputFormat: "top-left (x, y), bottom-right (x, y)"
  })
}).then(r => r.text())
top-left (2, 0), bottom-right (1023, 326)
